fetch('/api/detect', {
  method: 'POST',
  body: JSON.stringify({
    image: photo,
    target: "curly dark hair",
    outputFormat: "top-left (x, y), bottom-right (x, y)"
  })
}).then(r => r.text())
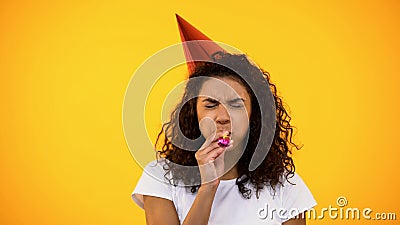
top-left (155, 52), bottom-right (303, 199)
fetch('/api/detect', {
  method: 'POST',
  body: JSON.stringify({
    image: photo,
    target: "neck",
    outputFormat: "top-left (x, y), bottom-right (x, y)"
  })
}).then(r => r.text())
top-left (220, 164), bottom-right (238, 180)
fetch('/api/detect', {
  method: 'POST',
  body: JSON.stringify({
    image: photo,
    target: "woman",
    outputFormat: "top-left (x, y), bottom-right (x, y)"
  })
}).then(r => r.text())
top-left (132, 52), bottom-right (316, 225)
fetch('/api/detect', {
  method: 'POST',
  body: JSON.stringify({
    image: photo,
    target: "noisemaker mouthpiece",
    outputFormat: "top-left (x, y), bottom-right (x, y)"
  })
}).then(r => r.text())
top-left (217, 132), bottom-right (231, 147)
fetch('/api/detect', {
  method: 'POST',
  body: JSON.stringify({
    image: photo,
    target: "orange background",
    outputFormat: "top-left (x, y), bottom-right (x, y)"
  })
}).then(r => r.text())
top-left (1, 0), bottom-right (399, 224)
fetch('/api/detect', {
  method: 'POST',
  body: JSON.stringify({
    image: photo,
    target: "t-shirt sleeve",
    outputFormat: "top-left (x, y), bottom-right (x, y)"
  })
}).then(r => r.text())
top-left (280, 172), bottom-right (317, 222)
top-left (131, 160), bottom-right (173, 209)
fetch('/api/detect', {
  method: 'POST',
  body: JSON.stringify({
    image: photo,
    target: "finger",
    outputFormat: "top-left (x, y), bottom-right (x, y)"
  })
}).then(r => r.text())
top-left (216, 143), bottom-right (228, 157)
top-left (198, 138), bottom-right (234, 159)
top-left (199, 141), bottom-right (223, 155)
top-left (198, 146), bottom-right (223, 163)
top-left (196, 142), bottom-right (220, 157)
top-left (204, 137), bottom-right (233, 153)
top-left (218, 143), bottom-right (230, 158)
top-left (203, 147), bottom-right (226, 163)
top-left (196, 143), bottom-right (224, 162)
top-left (199, 133), bottom-right (216, 151)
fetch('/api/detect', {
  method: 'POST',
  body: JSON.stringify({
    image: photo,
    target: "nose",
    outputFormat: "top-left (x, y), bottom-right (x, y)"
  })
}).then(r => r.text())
top-left (215, 104), bottom-right (230, 125)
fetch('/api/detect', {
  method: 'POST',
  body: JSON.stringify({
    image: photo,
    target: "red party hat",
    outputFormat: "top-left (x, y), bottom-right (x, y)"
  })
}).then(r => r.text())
top-left (175, 14), bottom-right (226, 74)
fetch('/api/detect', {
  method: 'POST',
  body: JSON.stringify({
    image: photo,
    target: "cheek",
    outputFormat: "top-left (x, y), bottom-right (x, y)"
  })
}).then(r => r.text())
top-left (197, 107), bottom-right (216, 138)
top-left (231, 110), bottom-right (250, 139)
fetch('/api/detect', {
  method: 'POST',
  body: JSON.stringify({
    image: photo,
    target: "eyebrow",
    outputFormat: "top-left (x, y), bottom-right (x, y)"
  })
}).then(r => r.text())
top-left (201, 97), bottom-right (246, 104)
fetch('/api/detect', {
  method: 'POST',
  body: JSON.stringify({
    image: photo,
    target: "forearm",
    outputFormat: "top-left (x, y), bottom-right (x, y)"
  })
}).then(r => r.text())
top-left (182, 183), bottom-right (218, 225)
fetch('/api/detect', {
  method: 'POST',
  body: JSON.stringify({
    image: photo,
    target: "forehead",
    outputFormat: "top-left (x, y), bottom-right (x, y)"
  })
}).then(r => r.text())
top-left (198, 77), bottom-right (249, 101)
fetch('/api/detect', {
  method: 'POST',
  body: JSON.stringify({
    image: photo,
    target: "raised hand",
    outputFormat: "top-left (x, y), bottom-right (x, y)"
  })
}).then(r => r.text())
top-left (195, 132), bottom-right (233, 186)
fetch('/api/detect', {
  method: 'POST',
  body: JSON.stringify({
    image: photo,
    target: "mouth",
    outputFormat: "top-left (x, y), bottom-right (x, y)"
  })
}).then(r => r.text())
top-left (216, 129), bottom-right (231, 135)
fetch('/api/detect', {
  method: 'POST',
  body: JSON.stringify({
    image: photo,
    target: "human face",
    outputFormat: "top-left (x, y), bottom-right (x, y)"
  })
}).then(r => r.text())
top-left (196, 76), bottom-right (252, 150)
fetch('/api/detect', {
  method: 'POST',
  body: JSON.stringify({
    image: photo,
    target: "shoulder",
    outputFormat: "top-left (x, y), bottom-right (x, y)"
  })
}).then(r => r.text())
top-left (278, 172), bottom-right (317, 222)
top-left (282, 172), bottom-right (307, 188)
top-left (280, 171), bottom-right (315, 199)
top-left (131, 159), bottom-right (174, 209)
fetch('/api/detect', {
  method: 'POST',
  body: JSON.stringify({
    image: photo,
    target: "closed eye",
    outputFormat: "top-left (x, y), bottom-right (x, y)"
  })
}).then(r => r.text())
top-left (230, 104), bottom-right (244, 108)
top-left (205, 104), bottom-right (218, 108)
top-left (206, 103), bottom-right (243, 109)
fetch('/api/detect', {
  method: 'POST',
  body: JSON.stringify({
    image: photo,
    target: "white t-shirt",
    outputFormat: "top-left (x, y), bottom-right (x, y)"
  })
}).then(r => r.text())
top-left (132, 160), bottom-right (317, 225)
